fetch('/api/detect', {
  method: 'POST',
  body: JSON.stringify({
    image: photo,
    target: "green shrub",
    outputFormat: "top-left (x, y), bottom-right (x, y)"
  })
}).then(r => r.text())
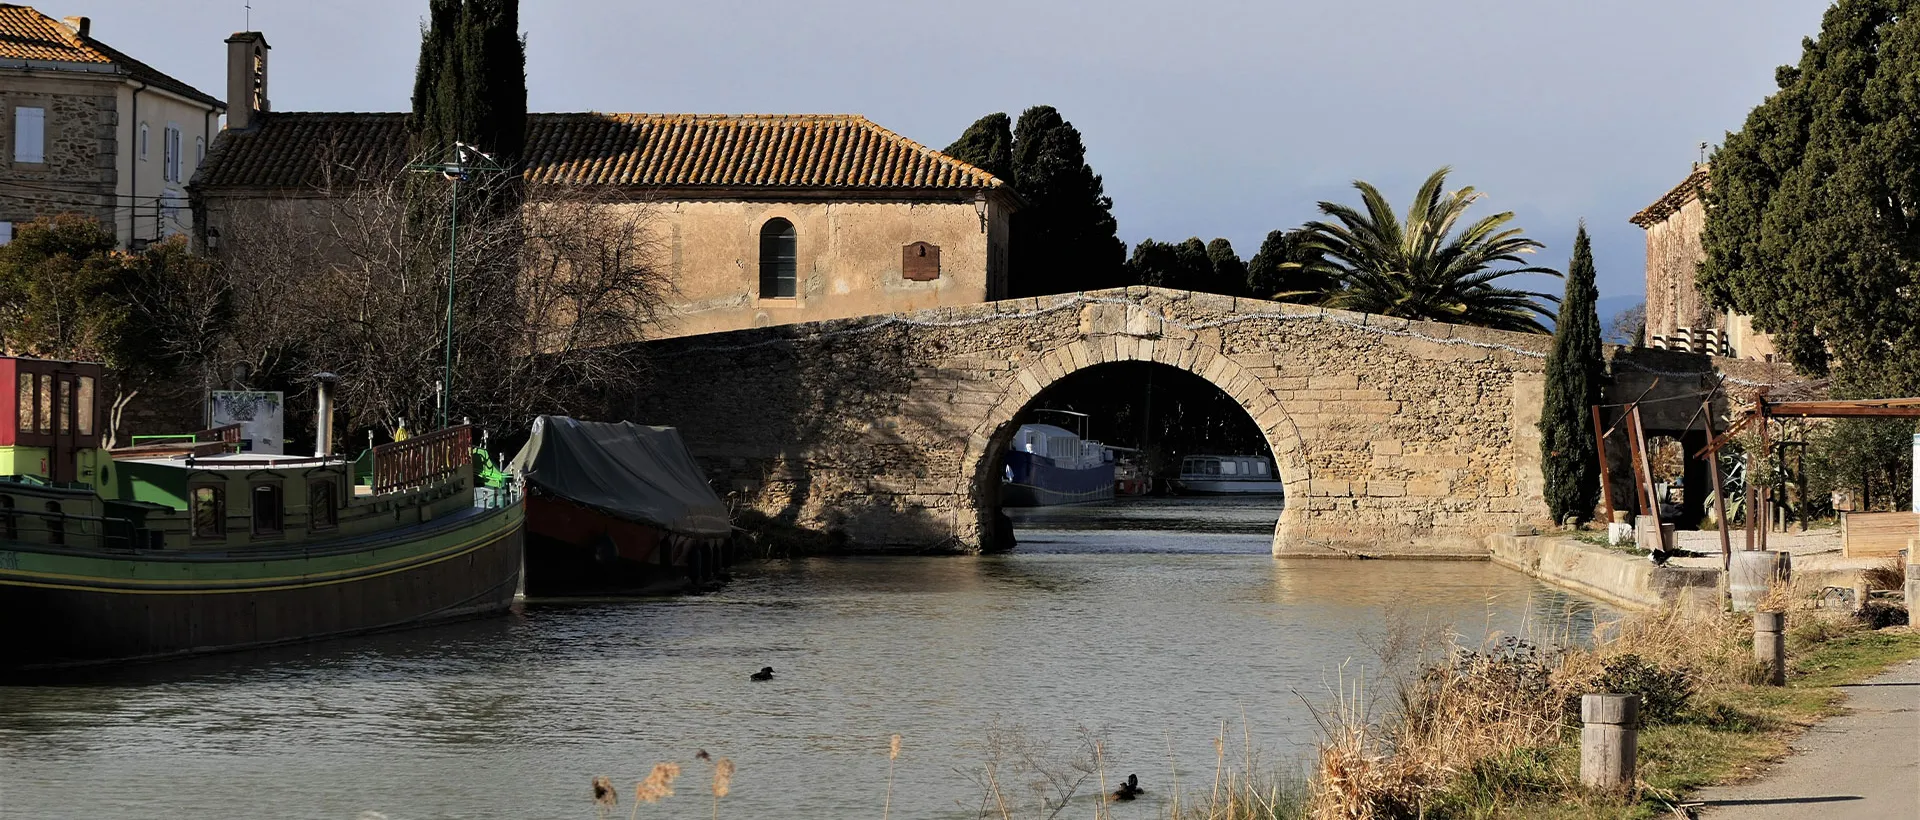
top-left (1565, 654), bottom-right (1694, 726)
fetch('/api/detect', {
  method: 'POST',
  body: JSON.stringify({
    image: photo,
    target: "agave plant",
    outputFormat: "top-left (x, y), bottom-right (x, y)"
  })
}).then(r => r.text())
top-left (1283, 167), bottom-right (1560, 333)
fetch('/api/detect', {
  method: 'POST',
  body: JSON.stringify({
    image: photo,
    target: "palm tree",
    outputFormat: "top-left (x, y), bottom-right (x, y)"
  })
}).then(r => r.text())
top-left (1281, 167), bottom-right (1560, 333)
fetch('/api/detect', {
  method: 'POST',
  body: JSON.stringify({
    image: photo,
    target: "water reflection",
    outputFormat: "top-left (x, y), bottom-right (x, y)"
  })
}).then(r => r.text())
top-left (0, 498), bottom-right (1612, 820)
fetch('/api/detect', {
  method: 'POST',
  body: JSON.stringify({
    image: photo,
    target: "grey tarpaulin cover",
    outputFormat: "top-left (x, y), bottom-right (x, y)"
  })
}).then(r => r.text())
top-left (508, 416), bottom-right (731, 537)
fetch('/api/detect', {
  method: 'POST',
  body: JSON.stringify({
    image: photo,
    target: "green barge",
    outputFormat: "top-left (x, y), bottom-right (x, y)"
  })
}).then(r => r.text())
top-left (0, 356), bottom-right (524, 671)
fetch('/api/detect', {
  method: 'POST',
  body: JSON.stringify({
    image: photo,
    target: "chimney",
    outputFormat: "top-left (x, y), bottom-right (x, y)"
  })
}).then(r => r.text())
top-left (61, 16), bottom-right (89, 37)
top-left (224, 32), bottom-right (270, 131)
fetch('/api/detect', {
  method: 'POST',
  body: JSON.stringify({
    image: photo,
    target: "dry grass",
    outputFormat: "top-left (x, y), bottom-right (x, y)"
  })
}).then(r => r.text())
top-left (1300, 586), bottom-right (1919, 820)
top-left (1863, 558), bottom-right (1906, 592)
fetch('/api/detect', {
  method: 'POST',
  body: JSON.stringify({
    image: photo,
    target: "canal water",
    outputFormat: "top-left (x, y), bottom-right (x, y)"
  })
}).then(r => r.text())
top-left (0, 498), bottom-right (1613, 819)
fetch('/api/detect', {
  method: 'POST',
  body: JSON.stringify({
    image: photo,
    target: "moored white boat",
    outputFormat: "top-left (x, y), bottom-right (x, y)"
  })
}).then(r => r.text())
top-left (1172, 454), bottom-right (1284, 495)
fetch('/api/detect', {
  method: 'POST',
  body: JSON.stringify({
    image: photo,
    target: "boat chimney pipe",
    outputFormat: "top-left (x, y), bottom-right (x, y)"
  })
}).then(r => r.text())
top-left (312, 372), bottom-right (339, 458)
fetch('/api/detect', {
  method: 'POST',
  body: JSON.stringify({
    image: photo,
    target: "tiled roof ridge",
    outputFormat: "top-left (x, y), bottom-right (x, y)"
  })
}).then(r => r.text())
top-left (201, 111), bottom-right (1009, 192)
top-left (1630, 164), bottom-right (1710, 227)
top-left (0, 5), bottom-right (221, 106)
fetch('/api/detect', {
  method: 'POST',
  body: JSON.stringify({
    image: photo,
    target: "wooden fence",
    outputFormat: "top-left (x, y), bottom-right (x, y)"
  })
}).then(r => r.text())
top-left (371, 425), bottom-right (472, 495)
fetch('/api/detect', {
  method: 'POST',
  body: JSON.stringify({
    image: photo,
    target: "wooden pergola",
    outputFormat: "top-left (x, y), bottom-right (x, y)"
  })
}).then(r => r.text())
top-left (1693, 397), bottom-right (1920, 568)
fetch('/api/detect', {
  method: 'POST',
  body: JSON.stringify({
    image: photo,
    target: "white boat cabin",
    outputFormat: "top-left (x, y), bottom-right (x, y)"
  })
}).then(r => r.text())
top-left (1179, 455), bottom-right (1275, 480)
top-left (1010, 424), bottom-right (1112, 471)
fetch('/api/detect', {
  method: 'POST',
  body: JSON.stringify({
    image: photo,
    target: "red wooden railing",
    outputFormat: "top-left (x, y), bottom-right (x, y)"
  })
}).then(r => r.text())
top-left (371, 424), bottom-right (472, 495)
top-left (195, 424), bottom-right (244, 444)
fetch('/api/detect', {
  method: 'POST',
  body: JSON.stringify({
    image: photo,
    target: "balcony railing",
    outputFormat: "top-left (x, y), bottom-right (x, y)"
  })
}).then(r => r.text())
top-left (370, 425), bottom-right (472, 495)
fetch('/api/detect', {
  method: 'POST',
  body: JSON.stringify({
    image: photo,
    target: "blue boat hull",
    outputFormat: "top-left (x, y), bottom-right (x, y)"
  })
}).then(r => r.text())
top-left (1003, 451), bottom-right (1115, 507)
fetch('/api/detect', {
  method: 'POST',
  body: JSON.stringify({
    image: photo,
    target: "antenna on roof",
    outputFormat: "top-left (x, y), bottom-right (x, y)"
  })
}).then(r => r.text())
top-left (1698, 142), bottom-right (1708, 168)
top-left (244, 1), bottom-right (252, 30)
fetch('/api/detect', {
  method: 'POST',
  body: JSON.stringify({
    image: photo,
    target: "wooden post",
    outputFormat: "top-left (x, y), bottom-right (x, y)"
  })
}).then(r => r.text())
top-left (1754, 611), bottom-right (1786, 686)
top-left (1757, 401), bottom-right (1771, 550)
top-left (1852, 577), bottom-right (1870, 613)
top-left (1580, 694), bottom-right (1639, 791)
top-left (1745, 482), bottom-right (1757, 552)
top-left (1706, 396), bottom-right (1732, 571)
top-left (1629, 406), bottom-right (1663, 538)
top-left (1592, 405), bottom-right (1617, 521)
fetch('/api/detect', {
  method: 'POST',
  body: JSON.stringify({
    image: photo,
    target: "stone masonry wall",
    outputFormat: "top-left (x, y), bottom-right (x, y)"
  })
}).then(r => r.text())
top-left (0, 84), bottom-right (117, 229)
top-left (630, 287), bottom-right (1599, 557)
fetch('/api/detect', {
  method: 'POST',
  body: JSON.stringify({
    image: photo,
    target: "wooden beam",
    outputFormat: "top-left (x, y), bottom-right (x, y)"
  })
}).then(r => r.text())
top-left (1703, 392), bottom-right (1732, 570)
top-left (1592, 405), bottom-right (1617, 521)
top-left (1630, 405), bottom-right (1663, 539)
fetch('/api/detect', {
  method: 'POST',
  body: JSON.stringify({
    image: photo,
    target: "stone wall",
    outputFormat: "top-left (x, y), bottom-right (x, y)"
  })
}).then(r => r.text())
top-left (630, 288), bottom-right (1609, 557)
top-left (0, 77), bottom-right (117, 231)
top-left (1643, 196), bottom-right (1711, 342)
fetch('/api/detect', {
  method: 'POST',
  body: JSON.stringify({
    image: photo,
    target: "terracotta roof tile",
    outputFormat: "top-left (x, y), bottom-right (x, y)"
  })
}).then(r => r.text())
top-left (1631, 164), bottom-right (1710, 227)
top-left (193, 112), bottom-right (1007, 194)
top-left (0, 5), bottom-right (221, 107)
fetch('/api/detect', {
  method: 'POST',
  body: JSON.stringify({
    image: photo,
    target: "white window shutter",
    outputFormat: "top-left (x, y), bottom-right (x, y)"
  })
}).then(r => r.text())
top-left (13, 107), bottom-right (44, 163)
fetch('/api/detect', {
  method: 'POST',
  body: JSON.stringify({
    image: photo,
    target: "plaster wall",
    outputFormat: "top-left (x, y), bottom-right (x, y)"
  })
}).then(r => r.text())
top-left (648, 197), bottom-right (1006, 338)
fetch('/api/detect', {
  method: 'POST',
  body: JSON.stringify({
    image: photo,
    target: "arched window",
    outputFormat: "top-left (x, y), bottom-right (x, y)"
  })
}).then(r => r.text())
top-left (758, 218), bottom-right (796, 299)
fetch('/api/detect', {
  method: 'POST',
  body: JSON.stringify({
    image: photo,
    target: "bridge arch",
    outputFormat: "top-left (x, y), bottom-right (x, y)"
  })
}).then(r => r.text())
top-left (626, 287), bottom-right (1728, 557)
top-left (962, 336), bottom-right (1309, 552)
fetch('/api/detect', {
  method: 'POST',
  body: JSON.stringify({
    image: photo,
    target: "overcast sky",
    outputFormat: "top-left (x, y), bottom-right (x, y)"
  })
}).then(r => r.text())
top-left (69, 0), bottom-right (1827, 314)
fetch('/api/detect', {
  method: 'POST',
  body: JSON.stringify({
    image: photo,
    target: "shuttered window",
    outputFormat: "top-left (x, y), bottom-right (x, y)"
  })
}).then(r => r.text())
top-left (13, 106), bottom-right (44, 163)
top-left (758, 218), bottom-right (796, 299)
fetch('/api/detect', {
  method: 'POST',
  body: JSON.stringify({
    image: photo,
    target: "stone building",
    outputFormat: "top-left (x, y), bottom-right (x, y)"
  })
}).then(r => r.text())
top-left (189, 34), bottom-right (1018, 340)
top-left (0, 6), bottom-right (225, 246)
top-left (1630, 164), bottom-right (1774, 359)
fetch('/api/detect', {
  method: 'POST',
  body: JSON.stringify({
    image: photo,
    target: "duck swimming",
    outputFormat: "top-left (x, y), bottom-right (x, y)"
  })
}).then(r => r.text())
top-left (750, 666), bottom-right (775, 682)
top-left (1113, 773), bottom-right (1143, 801)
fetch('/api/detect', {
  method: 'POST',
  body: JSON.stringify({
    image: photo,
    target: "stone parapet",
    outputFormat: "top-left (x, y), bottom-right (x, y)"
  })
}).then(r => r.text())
top-left (628, 288), bottom-right (1773, 556)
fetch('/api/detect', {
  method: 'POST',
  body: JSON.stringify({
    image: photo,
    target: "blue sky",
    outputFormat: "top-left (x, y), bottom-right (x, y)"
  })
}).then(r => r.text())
top-left (72, 0), bottom-right (1827, 317)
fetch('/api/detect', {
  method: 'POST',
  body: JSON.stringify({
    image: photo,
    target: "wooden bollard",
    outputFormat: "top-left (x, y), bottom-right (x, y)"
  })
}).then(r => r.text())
top-left (1754, 611), bottom-right (1787, 686)
top-left (1579, 693), bottom-right (1639, 791)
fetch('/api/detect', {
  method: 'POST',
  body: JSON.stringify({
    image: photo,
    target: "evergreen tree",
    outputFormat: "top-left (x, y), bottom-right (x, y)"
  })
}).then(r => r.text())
top-left (1128, 237), bottom-right (1241, 294)
top-left (410, 0), bottom-right (526, 217)
top-left (1539, 225), bottom-right (1604, 524)
top-left (1007, 106), bottom-right (1127, 296)
top-left (1205, 238), bottom-right (1248, 297)
top-left (943, 113), bottom-right (1014, 182)
top-left (1126, 239), bottom-right (1179, 288)
top-left (1700, 0), bottom-right (1920, 396)
top-left (1246, 228), bottom-right (1339, 302)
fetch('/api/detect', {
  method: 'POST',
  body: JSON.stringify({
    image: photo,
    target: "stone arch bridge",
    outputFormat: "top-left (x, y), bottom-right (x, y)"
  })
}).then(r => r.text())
top-left (628, 287), bottom-right (1776, 557)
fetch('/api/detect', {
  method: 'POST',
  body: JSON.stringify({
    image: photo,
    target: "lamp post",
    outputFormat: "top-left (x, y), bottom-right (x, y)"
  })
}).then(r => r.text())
top-left (406, 142), bottom-right (501, 430)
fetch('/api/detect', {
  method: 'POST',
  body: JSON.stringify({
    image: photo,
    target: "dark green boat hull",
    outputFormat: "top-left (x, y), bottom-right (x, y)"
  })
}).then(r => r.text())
top-left (0, 503), bottom-right (524, 671)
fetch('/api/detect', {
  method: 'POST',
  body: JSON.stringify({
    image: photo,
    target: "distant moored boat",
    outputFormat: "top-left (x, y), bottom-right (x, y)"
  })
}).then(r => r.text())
top-left (1171, 454), bottom-right (1284, 495)
top-left (1001, 412), bottom-right (1116, 507)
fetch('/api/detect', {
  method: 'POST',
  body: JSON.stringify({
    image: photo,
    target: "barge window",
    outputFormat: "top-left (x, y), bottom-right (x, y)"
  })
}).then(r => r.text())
top-left (55, 380), bottom-right (69, 433)
top-left (1221, 461), bottom-right (1239, 476)
top-left (14, 374), bottom-right (29, 433)
top-left (1255, 462), bottom-right (1268, 475)
top-left (44, 501), bottom-right (62, 545)
top-left (36, 374), bottom-right (51, 433)
top-left (308, 479), bottom-right (337, 530)
top-left (1, 495), bottom-right (14, 538)
top-left (191, 486), bottom-right (225, 538)
top-left (251, 484), bottom-right (283, 536)
top-left (75, 376), bottom-right (94, 436)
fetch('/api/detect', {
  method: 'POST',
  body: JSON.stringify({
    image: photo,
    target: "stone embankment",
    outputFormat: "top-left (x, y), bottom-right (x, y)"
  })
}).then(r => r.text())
top-left (1488, 534), bottom-right (1721, 612)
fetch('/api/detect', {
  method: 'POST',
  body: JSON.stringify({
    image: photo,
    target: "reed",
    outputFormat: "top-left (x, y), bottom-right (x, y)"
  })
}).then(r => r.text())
top-left (627, 762), bottom-right (680, 820)
top-left (882, 734), bottom-right (901, 820)
top-left (710, 757), bottom-right (734, 820)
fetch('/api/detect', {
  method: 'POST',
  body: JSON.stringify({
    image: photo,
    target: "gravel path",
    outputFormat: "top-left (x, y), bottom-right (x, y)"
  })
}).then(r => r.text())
top-left (1689, 658), bottom-right (1920, 818)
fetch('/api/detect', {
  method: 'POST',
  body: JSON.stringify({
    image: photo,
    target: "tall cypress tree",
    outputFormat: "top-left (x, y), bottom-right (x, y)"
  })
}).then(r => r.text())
top-left (1540, 224), bottom-right (1604, 524)
top-left (410, 0), bottom-right (526, 217)
top-left (943, 113), bottom-right (1014, 182)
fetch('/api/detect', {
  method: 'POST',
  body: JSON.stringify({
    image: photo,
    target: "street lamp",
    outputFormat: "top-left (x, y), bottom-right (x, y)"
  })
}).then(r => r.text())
top-left (406, 141), bottom-right (502, 430)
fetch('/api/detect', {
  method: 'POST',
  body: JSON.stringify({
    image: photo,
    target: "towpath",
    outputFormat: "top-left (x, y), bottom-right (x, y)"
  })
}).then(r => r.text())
top-left (1690, 657), bottom-right (1920, 818)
